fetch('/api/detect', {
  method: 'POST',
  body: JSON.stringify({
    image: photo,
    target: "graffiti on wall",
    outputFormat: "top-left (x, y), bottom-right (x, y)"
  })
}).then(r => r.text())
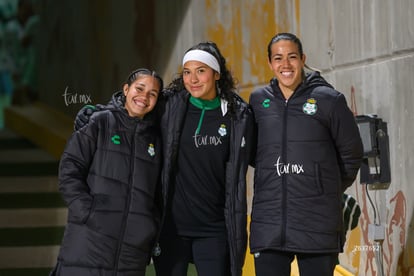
top-left (342, 186), bottom-right (413, 275)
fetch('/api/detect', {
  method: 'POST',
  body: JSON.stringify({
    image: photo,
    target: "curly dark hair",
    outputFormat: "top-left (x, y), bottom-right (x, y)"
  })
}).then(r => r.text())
top-left (167, 41), bottom-right (238, 114)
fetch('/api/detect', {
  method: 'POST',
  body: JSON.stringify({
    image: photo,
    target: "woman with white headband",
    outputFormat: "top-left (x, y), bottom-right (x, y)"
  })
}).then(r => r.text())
top-left (153, 41), bottom-right (255, 276)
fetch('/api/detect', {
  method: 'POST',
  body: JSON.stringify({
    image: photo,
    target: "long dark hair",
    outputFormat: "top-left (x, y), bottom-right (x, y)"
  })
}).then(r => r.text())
top-left (168, 41), bottom-right (238, 114)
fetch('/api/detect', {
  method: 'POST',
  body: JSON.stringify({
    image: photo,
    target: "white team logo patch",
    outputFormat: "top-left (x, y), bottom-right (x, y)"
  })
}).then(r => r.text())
top-left (218, 124), bottom-right (227, 137)
top-left (147, 143), bottom-right (155, 156)
top-left (303, 98), bottom-right (317, 115)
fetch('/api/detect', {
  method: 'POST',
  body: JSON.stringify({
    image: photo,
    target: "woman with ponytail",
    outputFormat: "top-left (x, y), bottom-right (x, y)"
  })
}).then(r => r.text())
top-left (52, 69), bottom-right (164, 276)
top-left (249, 33), bottom-right (363, 276)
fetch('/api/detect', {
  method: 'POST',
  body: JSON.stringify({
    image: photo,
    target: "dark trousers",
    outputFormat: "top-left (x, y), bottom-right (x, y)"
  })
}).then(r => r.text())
top-left (254, 250), bottom-right (338, 276)
top-left (153, 234), bottom-right (230, 276)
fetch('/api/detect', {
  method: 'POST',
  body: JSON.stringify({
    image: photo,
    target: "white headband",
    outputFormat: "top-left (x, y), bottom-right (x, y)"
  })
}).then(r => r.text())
top-left (182, 49), bottom-right (221, 73)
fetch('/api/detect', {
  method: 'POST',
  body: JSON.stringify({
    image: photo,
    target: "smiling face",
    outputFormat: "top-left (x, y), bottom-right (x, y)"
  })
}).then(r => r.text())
top-left (182, 60), bottom-right (220, 100)
top-left (123, 75), bottom-right (160, 118)
top-left (268, 39), bottom-right (306, 98)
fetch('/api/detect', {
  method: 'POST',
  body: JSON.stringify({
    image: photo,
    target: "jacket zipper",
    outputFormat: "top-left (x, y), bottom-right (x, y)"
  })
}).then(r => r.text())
top-left (113, 124), bottom-right (137, 275)
top-left (153, 96), bottom-right (188, 258)
top-left (280, 99), bottom-right (288, 248)
top-left (227, 116), bottom-right (237, 275)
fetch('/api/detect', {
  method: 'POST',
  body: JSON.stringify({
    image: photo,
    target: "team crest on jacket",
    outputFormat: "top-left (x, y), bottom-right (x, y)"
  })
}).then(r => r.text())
top-left (147, 143), bottom-right (155, 156)
top-left (218, 124), bottom-right (227, 136)
top-left (303, 98), bottom-right (318, 115)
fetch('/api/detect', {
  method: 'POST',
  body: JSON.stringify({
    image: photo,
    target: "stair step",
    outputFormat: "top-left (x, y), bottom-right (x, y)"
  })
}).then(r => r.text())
top-left (0, 137), bottom-right (35, 150)
top-left (0, 147), bottom-right (59, 177)
top-left (4, 102), bottom-right (73, 159)
top-left (0, 208), bottom-right (67, 228)
top-left (0, 176), bottom-right (58, 193)
top-left (0, 227), bottom-right (65, 247)
top-left (0, 267), bottom-right (53, 276)
top-left (0, 163), bottom-right (59, 177)
top-left (0, 148), bottom-right (57, 163)
top-left (0, 192), bottom-right (65, 209)
top-left (0, 245), bottom-right (60, 269)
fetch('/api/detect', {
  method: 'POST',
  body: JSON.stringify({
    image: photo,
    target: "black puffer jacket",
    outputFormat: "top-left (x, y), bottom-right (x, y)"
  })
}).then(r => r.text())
top-left (249, 72), bottom-right (363, 254)
top-left (157, 89), bottom-right (255, 276)
top-left (52, 92), bottom-right (162, 276)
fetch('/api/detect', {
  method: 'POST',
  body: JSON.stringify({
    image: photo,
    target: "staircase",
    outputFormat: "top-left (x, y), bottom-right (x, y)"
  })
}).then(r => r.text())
top-left (0, 128), bottom-right (66, 276)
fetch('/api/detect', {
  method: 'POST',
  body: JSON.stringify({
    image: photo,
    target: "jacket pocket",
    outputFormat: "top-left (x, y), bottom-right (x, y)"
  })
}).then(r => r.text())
top-left (314, 163), bottom-right (324, 195)
top-left (288, 163), bottom-right (324, 199)
top-left (67, 194), bottom-right (94, 224)
top-left (82, 195), bottom-right (96, 224)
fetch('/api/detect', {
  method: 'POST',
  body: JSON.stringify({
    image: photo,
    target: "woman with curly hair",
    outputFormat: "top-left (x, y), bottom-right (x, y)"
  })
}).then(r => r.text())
top-left (152, 41), bottom-right (255, 276)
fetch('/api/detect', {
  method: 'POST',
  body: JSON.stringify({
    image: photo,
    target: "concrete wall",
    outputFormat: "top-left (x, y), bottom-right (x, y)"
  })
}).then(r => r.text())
top-left (299, 1), bottom-right (414, 275)
top-left (157, 1), bottom-right (414, 274)
top-left (35, 0), bottom-right (414, 274)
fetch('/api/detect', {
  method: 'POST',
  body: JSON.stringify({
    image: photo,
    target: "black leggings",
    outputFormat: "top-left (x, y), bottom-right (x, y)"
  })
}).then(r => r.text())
top-left (153, 234), bottom-right (230, 276)
top-left (254, 250), bottom-right (338, 276)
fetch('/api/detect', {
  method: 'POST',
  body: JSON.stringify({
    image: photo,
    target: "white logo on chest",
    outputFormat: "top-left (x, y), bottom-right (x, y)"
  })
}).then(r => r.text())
top-left (193, 134), bottom-right (223, 148)
top-left (274, 156), bottom-right (305, 176)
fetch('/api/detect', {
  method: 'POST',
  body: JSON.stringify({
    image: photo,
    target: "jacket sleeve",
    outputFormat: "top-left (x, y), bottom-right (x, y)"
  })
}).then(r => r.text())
top-left (247, 92), bottom-right (258, 168)
top-left (59, 115), bottom-right (99, 223)
top-left (330, 94), bottom-right (363, 191)
top-left (247, 104), bottom-right (257, 168)
top-left (74, 103), bottom-right (107, 131)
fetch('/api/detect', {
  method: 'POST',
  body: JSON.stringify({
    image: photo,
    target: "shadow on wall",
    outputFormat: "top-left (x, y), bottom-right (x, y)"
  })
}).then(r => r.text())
top-left (134, 0), bottom-right (192, 79)
top-left (36, 0), bottom-right (191, 118)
